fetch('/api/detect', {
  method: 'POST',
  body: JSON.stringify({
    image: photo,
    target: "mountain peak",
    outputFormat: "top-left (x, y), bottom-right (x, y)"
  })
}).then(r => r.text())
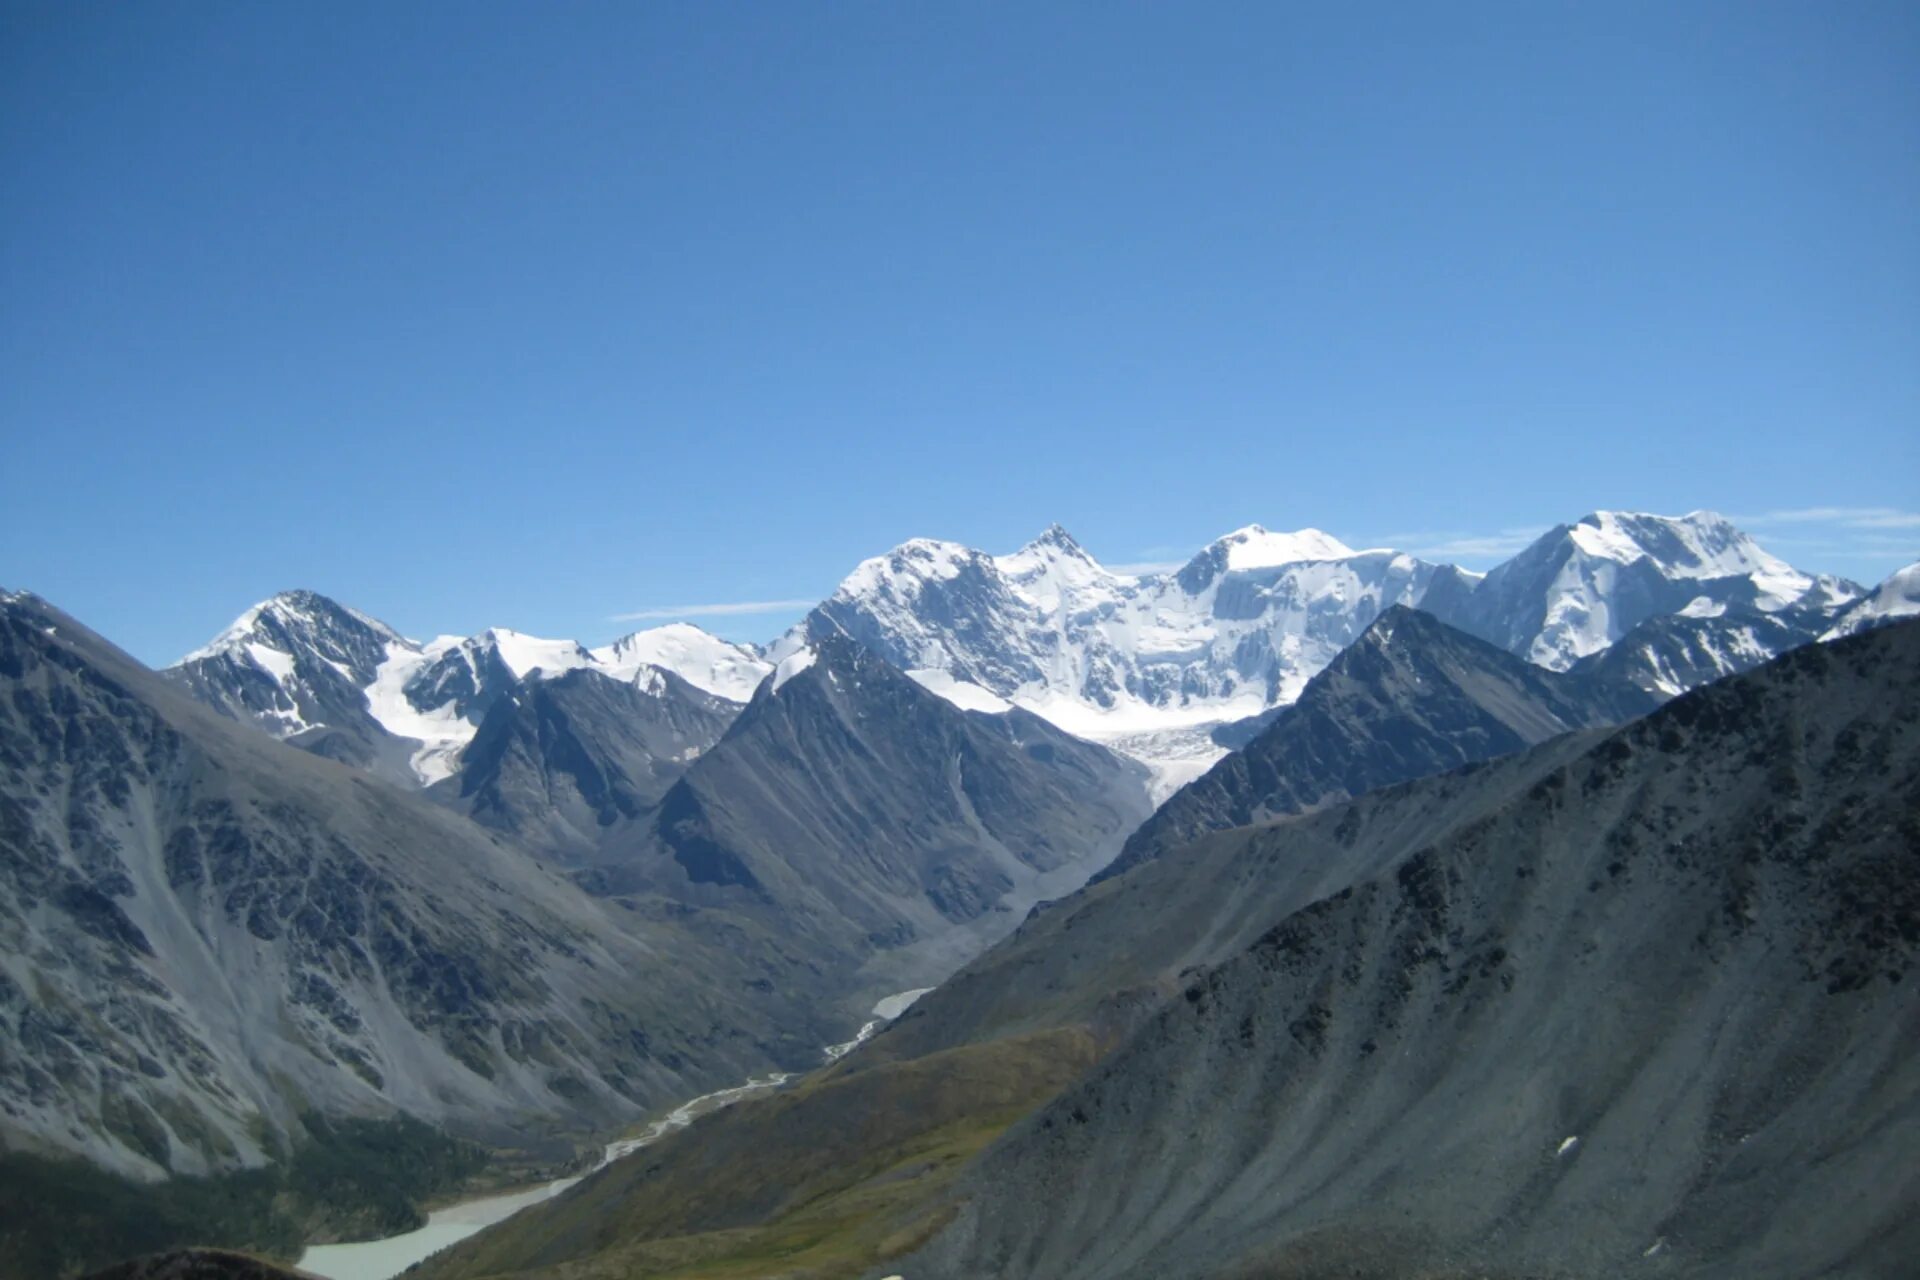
top-left (1212, 524), bottom-right (1357, 570)
top-left (1031, 522), bottom-right (1083, 550)
top-left (470, 628), bottom-right (595, 680)
top-left (175, 589), bottom-right (400, 666)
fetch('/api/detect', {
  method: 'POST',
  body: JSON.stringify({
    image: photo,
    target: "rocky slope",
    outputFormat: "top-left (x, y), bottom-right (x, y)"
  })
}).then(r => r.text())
top-left (893, 620), bottom-right (1920, 1280)
top-left (1102, 605), bottom-right (1658, 881)
top-left (0, 591), bottom-right (829, 1184)
top-left (430, 666), bottom-right (739, 859)
top-left (1564, 600), bottom-right (1832, 699)
top-left (581, 634), bottom-right (1154, 998)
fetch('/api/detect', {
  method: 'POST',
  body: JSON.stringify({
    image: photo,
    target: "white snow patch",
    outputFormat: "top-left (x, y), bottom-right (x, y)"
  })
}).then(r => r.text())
top-left (770, 646), bottom-right (816, 693)
top-left (1215, 524), bottom-right (1360, 569)
top-left (245, 642), bottom-right (296, 684)
top-left (1556, 1135), bottom-right (1580, 1157)
top-left (908, 669), bottom-right (1014, 714)
top-left (1678, 596), bottom-right (1726, 619)
top-left (481, 629), bottom-right (595, 680)
top-left (362, 639), bottom-right (477, 786)
top-left (593, 622), bottom-right (770, 702)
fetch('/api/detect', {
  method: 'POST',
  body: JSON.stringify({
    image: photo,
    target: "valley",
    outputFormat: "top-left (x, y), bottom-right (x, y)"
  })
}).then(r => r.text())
top-left (2, 513), bottom-right (1914, 1279)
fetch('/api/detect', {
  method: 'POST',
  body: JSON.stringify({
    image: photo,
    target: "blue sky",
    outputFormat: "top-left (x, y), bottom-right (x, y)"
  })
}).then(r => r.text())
top-left (3, 2), bottom-right (1915, 665)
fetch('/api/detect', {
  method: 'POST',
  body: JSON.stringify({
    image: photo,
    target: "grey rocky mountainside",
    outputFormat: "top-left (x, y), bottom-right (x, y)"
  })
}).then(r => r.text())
top-left (1101, 605), bottom-right (1659, 882)
top-left (429, 664), bottom-right (739, 860)
top-left (1565, 600), bottom-right (1835, 699)
top-left (0, 591), bottom-right (836, 1181)
top-left (890, 620), bottom-right (1920, 1280)
top-left (579, 633), bottom-right (1154, 997)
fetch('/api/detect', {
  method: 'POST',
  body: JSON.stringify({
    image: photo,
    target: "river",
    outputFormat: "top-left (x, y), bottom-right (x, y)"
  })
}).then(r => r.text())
top-left (296, 988), bottom-right (932, 1280)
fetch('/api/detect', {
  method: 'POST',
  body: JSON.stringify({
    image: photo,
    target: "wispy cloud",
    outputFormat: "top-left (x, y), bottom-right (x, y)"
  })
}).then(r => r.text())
top-left (1367, 527), bottom-right (1548, 562)
top-left (611, 598), bottom-right (815, 622)
top-left (1108, 559), bottom-right (1186, 577)
top-left (1732, 506), bottom-right (1920, 530)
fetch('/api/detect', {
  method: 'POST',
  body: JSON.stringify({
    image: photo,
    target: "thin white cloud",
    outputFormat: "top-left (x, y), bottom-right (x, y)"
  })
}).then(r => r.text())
top-left (1367, 527), bottom-right (1548, 562)
top-left (611, 598), bottom-right (815, 622)
top-left (1733, 506), bottom-right (1920, 530)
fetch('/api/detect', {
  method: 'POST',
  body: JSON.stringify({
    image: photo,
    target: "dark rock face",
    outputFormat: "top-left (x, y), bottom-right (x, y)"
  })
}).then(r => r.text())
top-left (1103, 606), bottom-right (1658, 881)
top-left (433, 666), bottom-right (739, 859)
top-left (0, 593), bottom-right (825, 1181)
top-left (897, 621), bottom-right (1920, 1280)
top-left (585, 634), bottom-right (1154, 993)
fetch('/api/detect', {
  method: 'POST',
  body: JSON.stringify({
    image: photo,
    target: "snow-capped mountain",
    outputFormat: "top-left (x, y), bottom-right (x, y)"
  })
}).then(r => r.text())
top-left (1822, 561), bottom-right (1920, 640)
top-left (164, 590), bottom-right (428, 784)
top-left (1425, 510), bottom-right (1862, 670)
top-left (167, 593), bottom-right (769, 788)
top-left (769, 510), bottom-right (1859, 786)
top-left (591, 622), bottom-right (773, 701)
top-left (166, 511), bottom-right (1859, 793)
top-left (782, 524), bottom-right (1452, 792)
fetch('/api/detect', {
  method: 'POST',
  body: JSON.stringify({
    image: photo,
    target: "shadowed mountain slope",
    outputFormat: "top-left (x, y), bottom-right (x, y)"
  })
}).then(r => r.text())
top-left (0, 591), bottom-right (833, 1185)
top-left (893, 620), bottom-right (1920, 1280)
top-left (431, 666), bottom-right (739, 859)
top-left (1103, 605), bottom-right (1658, 882)
top-left (583, 634), bottom-right (1153, 998)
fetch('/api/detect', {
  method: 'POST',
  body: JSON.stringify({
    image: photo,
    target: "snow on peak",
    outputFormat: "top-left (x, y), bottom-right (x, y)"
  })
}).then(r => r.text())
top-left (996, 524), bottom-right (1127, 612)
top-left (1823, 561), bottom-right (1920, 640)
top-left (1213, 525), bottom-right (1358, 570)
top-left (1565, 510), bottom-right (1814, 609)
top-left (476, 629), bottom-right (596, 680)
top-left (770, 645), bottom-right (816, 693)
top-left (836, 538), bottom-right (984, 600)
top-left (592, 623), bottom-right (770, 702)
top-left (175, 589), bottom-right (402, 666)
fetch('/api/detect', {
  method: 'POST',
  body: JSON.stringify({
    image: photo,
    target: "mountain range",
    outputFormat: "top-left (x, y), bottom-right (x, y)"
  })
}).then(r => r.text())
top-left (0, 592), bottom-right (834, 1185)
top-left (159, 511), bottom-right (1890, 803)
top-left (4, 509), bottom-right (1915, 1278)
top-left (420, 618), bottom-right (1920, 1280)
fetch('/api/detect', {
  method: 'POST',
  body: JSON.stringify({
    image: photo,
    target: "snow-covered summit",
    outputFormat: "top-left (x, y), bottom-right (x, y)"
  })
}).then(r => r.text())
top-left (1823, 561), bottom-right (1920, 640)
top-left (169, 592), bottom-right (768, 787)
top-left (1211, 524), bottom-right (1359, 571)
top-left (1438, 510), bottom-right (1864, 671)
top-left (592, 622), bottom-right (770, 702)
top-left (786, 522), bottom-right (1451, 787)
top-left (176, 589), bottom-right (402, 668)
top-left (465, 628), bottom-right (597, 680)
top-left (1564, 510), bottom-right (1817, 606)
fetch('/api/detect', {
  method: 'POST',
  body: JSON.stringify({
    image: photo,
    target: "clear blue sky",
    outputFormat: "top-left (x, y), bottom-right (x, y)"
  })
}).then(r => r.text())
top-left (3, 1), bottom-right (1915, 665)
